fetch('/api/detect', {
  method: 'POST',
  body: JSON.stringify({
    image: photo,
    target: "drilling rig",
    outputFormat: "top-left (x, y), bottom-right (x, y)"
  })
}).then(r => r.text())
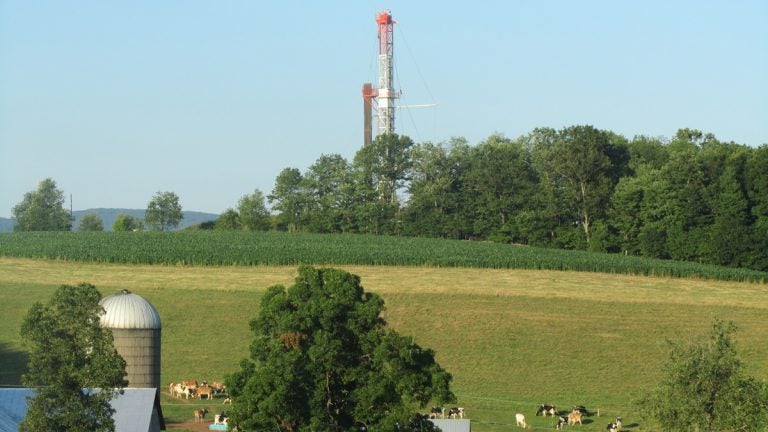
top-left (362, 10), bottom-right (398, 146)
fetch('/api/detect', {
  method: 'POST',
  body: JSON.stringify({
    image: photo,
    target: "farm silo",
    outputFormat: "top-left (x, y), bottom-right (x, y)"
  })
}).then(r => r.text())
top-left (100, 289), bottom-right (162, 389)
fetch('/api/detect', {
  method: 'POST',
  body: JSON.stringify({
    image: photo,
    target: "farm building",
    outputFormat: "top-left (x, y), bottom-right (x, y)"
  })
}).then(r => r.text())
top-left (0, 387), bottom-right (165, 432)
top-left (430, 418), bottom-right (471, 432)
top-left (99, 289), bottom-right (162, 389)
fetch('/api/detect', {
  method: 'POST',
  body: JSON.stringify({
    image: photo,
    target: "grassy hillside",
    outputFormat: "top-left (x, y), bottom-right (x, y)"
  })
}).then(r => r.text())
top-left (2, 257), bottom-right (767, 431)
top-left (1, 231), bottom-right (766, 282)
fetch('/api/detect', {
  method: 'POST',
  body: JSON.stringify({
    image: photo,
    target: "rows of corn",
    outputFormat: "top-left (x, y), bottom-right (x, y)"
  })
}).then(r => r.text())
top-left (0, 231), bottom-right (765, 282)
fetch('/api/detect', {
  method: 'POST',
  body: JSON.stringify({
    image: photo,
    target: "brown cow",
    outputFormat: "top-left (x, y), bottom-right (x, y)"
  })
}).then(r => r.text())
top-left (197, 385), bottom-right (215, 400)
top-left (568, 410), bottom-right (583, 425)
top-left (194, 408), bottom-right (208, 423)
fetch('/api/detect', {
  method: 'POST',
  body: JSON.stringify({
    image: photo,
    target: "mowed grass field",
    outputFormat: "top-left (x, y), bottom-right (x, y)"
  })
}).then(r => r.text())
top-left (1, 257), bottom-right (767, 431)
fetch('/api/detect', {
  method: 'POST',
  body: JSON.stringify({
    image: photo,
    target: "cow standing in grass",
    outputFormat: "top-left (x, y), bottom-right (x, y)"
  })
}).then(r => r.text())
top-left (194, 408), bottom-right (208, 423)
top-left (515, 413), bottom-right (527, 428)
top-left (536, 404), bottom-right (557, 417)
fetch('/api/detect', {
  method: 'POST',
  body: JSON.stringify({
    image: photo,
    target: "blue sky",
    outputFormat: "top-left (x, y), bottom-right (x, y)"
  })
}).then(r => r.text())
top-left (1, 1), bottom-right (766, 217)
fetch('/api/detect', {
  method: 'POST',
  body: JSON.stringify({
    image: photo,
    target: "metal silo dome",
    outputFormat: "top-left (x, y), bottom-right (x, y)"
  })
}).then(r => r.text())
top-left (100, 289), bottom-right (162, 329)
top-left (100, 289), bottom-right (162, 389)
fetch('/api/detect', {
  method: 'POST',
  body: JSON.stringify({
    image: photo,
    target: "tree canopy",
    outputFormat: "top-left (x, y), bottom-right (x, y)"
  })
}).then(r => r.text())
top-left (112, 214), bottom-right (144, 232)
top-left (79, 213), bottom-right (105, 231)
top-left (12, 178), bottom-right (72, 231)
top-left (251, 128), bottom-right (768, 272)
top-left (237, 189), bottom-right (271, 231)
top-left (20, 283), bottom-right (127, 432)
top-left (643, 318), bottom-right (768, 431)
top-left (226, 266), bottom-right (454, 432)
top-left (144, 191), bottom-right (183, 231)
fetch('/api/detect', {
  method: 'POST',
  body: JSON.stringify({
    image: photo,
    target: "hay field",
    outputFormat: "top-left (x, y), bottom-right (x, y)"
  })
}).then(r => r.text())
top-left (1, 257), bottom-right (767, 431)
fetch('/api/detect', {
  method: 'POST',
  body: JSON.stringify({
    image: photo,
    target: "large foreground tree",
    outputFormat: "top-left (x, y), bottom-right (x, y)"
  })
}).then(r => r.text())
top-left (12, 178), bottom-right (72, 231)
top-left (643, 318), bottom-right (768, 431)
top-left (20, 283), bottom-right (127, 432)
top-left (226, 266), bottom-right (455, 432)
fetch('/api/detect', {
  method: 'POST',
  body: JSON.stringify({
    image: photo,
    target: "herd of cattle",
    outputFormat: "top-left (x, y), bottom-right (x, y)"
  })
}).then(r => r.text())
top-left (172, 386), bottom-right (627, 431)
top-left (428, 406), bottom-right (466, 420)
top-left (169, 380), bottom-right (234, 426)
top-left (169, 379), bottom-right (230, 403)
top-left (514, 405), bottom-right (624, 431)
top-left (426, 403), bottom-right (625, 430)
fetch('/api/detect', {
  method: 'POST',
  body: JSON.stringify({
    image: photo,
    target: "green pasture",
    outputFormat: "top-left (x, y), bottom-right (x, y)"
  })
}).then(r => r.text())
top-left (1, 257), bottom-right (767, 431)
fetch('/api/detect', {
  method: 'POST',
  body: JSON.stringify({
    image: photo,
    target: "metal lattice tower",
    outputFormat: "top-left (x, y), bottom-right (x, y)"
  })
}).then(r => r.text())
top-left (363, 10), bottom-right (398, 146)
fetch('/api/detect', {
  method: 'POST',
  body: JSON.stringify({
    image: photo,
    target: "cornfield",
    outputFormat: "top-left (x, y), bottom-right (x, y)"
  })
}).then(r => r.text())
top-left (0, 231), bottom-right (765, 282)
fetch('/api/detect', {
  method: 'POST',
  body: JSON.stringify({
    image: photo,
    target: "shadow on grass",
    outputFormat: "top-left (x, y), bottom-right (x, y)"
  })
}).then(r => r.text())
top-left (0, 342), bottom-right (28, 386)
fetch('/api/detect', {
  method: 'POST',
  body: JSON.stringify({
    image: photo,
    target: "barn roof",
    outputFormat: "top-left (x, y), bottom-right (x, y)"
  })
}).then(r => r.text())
top-left (0, 388), bottom-right (165, 432)
top-left (100, 289), bottom-right (162, 329)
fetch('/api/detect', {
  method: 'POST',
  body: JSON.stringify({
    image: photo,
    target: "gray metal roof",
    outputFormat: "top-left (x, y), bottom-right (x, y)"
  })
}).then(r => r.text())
top-left (100, 289), bottom-right (162, 329)
top-left (0, 388), bottom-right (164, 432)
top-left (0, 388), bottom-right (34, 432)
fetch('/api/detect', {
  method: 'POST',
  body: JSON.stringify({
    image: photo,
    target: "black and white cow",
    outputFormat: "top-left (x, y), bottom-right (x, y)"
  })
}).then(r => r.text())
top-left (572, 405), bottom-right (589, 416)
top-left (536, 404), bottom-right (557, 417)
top-left (556, 415), bottom-right (569, 430)
top-left (429, 406), bottom-right (444, 419)
top-left (447, 407), bottom-right (465, 419)
top-left (606, 422), bottom-right (618, 432)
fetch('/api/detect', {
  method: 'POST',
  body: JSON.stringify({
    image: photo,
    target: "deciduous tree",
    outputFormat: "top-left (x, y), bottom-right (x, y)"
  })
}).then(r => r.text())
top-left (215, 208), bottom-right (240, 230)
top-left (79, 213), bottom-right (104, 231)
top-left (238, 189), bottom-right (271, 231)
top-left (643, 318), bottom-right (768, 431)
top-left (226, 266), bottom-right (454, 432)
top-left (269, 168), bottom-right (307, 232)
top-left (20, 283), bottom-right (127, 432)
top-left (112, 214), bottom-right (144, 232)
top-left (12, 178), bottom-right (72, 231)
top-left (145, 191), bottom-right (183, 231)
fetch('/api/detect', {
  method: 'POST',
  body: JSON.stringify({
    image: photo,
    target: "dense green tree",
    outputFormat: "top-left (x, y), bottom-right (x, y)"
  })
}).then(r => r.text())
top-left (215, 208), bottom-right (241, 230)
top-left (303, 154), bottom-right (354, 233)
top-left (269, 168), bottom-right (307, 232)
top-left (745, 145), bottom-right (768, 270)
top-left (659, 150), bottom-right (711, 261)
top-left (643, 318), bottom-right (768, 431)
top-left (522, 127), bottom-right (578, 247)
top-left (226, 266), bottom-right (454, 432)
top-left (79, 213), bottom-right (104, 231)
top-left (608, 169), bottom-right (649, 255)
top-left (403, 139), bottom-right (466, 238)
top-left (460, 135), bottom-right (538, 242)
top-left (708, 166), bottom-right (752, 266)
top-left (627, 135), bottom-right (669, 171)
top-left (19, 283), bottom-right (128, 432)
top-left (145, 191), bottom-right (183, 231)
top-left (238, 189), bottom-right (271, 231)
top-left (112, 214), bottom-right (144, 232)
top-left (547, 125), bottom-right (629, 246)
top-left (354, 133), bottom-right (414, 205)
top-left (12, 178), bottom-right (72, 231)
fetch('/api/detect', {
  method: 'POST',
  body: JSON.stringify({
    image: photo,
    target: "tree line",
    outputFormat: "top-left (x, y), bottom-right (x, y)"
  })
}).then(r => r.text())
top-left (261, 126), bottom-right (768, 272)
top-left (11, 125), bottom-right (768, 272)
top-left (12, 182), bottom-right (183, 232)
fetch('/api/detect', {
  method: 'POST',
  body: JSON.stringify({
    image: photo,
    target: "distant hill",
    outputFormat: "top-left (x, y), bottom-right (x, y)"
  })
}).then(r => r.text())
top-left (0, 209), bottom-right (219, 232)
top-left (0, 217), bottom-right (14, 232)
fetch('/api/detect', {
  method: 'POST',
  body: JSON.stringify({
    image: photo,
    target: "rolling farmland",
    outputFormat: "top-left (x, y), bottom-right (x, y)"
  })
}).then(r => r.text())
top-left (1, 248), bottom-right (767, 431)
